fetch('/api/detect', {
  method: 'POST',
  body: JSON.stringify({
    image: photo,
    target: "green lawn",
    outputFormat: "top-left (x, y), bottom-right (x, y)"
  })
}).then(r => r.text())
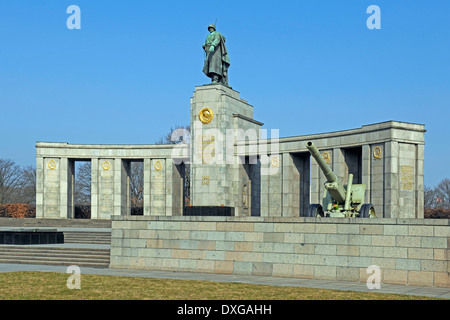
top-left (0, 271), bottom-right (438, 300)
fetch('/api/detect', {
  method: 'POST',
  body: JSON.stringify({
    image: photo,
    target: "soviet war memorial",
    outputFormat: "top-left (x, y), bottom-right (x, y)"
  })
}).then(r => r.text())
top-left (0, 2), bottom-right (449, 305)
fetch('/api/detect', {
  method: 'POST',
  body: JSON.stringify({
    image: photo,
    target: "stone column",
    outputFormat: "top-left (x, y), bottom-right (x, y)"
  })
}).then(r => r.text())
top-left (122, 160), bottom-right (131, 216)
top-left (164, 159), bottom-right (173, 216)
top-left (35, 156), bottom-right (44, 218)
top-left (90, 158), bottom-right (99, 219)
top-left (398, 142), bottom-right (418, 218)
top-left (43, 158), bottom-right (60, 218)
top-left (143, 159), bottom-right (184, 216)
top-left (332, 148), bottom-right (346, 184)
top-left (62, 159), bottom-right (74, 219)
top-left (113, 159), bottom-right (129, 216)
top-left (259, 155), bottom-right (270, 217)
top-left (384, 141), bottom-right (397, 218)
top-left (309, 153), bottom-right (320, 206)
top-left (416, 144), bottom-right (425, 218)
top-left (143, 158), bottom-right (152, 216)
top-left (268, 154), bottom-right (282, 217)
top-left (282, 153), bottom-right (294, 217)
top-left (361, 145), bottom-right (371, 205)
top-left (59, 158), bottom-right (68, 218)
top-left (97, 159), bottom-right (115, 219)
top-left (150, 159), bottom-right (166, 215)
top-left (36, 157), bottom-right (44, 218)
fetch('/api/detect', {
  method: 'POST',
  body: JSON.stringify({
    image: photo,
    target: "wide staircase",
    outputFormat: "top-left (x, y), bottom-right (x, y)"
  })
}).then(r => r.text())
top-left (0, 244), bottom-right (110, 268)
top-left (0, 218), bottom-right (112, 268)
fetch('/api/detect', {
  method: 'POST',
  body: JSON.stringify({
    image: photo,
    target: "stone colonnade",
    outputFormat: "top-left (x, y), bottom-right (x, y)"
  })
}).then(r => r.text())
top-left (36, 85), bottom-right (426, 219)
top-left (35, 144), bottom-right (186, 219)
top-left (249, 121), bottom-right (426, 218)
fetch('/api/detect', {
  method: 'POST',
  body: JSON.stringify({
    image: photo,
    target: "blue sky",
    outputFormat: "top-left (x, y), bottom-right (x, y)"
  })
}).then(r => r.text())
top-left (0, 0), bottom-right (449, 187)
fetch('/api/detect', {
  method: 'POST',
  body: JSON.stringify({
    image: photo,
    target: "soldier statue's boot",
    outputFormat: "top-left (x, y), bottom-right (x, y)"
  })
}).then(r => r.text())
top-left (211, 74), bottom-right (220, 83)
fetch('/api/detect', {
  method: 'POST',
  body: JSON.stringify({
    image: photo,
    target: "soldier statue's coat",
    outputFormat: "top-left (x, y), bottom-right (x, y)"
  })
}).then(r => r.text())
top-left (202, 25), bottom-right (230, 86)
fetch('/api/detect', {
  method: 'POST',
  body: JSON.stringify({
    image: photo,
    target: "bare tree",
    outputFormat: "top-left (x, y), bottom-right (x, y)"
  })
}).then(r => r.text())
top-left (0, 159), bottom-right (23, 204)
top-left (19, 165), bottom-right (36, 205)
top-left (435, 178), bottom-right (450, 209)
top-left (424, 185), bottom-right (437, 209)
top-left (74, 161), bottom-right (91, 205)
top-left (130, 161), bottom-right (143, 210)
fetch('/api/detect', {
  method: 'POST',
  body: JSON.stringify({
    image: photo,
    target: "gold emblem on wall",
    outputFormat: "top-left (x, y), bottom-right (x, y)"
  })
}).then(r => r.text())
top-left (199, 107), bottom-right (214, 124)
top-left (373, 146), bottom-right (382, 159)
top-left (271, 156), bottom-right (279, 167)
top-left (322, 152), bottom-right (330, 164)
top-left (202, 176), bottom-right (210, 185)
top-left (48, 160), bottom-right (56, 170)
top-left (102, 161), bottom-right (111, 170)
top-left (154, 160), bottom-right (163, 171)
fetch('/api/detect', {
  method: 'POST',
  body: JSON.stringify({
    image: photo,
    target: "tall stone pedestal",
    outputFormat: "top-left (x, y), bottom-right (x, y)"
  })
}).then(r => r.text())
top-left (189, 84), bottom-right (263, 216)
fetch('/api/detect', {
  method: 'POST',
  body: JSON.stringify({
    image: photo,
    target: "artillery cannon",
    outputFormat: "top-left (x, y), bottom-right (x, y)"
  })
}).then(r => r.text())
top-left (306, 141), bottom-right (376, 218)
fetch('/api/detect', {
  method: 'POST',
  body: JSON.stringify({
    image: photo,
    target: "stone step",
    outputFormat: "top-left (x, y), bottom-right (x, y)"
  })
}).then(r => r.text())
top-left (0, 250), bottom-right (109, 259)
top-left (0, 245), bottom-right (110, 268)
top-left (64, 240), bottom-right (110, 245)
top-left (63, 232), bottom-right (111, 236)
top-left (64, 237), bottom-right (110, 243)
top-left (0, 246), bottom-right (110, 254)
top-left (63, 232), bottom-right (111, 244)
top-left (64, 236), bottom-right (110, 240)
top-left (0, 254), bottom-right (109, 264)
top-left (64, 235), bottom-right (110, 239)
top-left (0, 258), bottom-right (110, 268)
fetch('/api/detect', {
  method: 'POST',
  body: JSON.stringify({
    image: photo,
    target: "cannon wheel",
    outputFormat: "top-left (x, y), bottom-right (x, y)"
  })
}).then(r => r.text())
top-left (360, 204), bottom-right (376, 218)
top-left (306, 204), bottom-right (324, 217)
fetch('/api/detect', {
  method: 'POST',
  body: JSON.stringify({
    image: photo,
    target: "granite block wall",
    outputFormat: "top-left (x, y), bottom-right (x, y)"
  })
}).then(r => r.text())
top-left (110, 216), bottom-right (449, 288)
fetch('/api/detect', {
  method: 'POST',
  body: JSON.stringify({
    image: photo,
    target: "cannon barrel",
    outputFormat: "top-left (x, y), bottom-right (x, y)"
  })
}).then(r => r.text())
top-left (306, 142), bottom-right (338, 183)
top-left (306, 141), bottom-right (347, 203)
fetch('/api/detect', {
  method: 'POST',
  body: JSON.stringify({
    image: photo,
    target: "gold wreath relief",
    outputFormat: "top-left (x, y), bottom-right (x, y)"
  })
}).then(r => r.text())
top-left (271, 156), bottom-right (279, 167)
top-left (322, 152), bottom-right (330, 164)
top-left (154, 161), bottom-right (163, 171)
top-left (199, 107), bottom-right (214, 124)
top-left (102, 161), bottom-right (111, 170)
top-left (48, 160), bottom-right (56, 170)
top-left (373, 146), bottom-right (382, 159)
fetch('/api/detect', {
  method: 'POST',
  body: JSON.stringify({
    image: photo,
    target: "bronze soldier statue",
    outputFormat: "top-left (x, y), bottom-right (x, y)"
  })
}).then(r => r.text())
top-left (202, 24), bottom-right (230, 86)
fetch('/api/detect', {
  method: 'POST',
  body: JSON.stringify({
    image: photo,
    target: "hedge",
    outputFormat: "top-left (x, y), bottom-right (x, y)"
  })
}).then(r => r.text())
top-left (0, 204), bottom-right (36, 218)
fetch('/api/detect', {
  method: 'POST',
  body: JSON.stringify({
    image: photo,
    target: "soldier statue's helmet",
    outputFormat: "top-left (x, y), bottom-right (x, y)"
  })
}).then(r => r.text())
top-left (208, 24), bottom-right (216, 31)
